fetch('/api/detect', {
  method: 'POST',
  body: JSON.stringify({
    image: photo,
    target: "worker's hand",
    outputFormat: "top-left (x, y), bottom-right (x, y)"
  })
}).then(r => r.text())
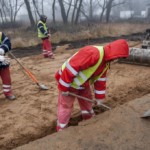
top-left (95, 99), bottom-right (105, 106)
top-left (48, 34), bottom-right (51, 38)
top-left (0, 48), bottom-right (4, 55)
top-left (0, 56), bottom-right (10, 65)
top-left (62, 91), bottom-right (69, 96)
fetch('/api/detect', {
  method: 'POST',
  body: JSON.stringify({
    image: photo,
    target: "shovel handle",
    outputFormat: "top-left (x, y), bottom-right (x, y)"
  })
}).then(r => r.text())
top-left (68, 92), bottom-right (94, 103)
top-left (9, 51), bottom-right (39, 84)
top-left (24, 69), bottom-right (39, 83)
top-left (68, 92), bottom-right (111, 110)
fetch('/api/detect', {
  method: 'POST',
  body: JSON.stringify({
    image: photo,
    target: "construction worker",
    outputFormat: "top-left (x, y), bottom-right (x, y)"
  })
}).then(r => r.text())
top-left (55, 39), bottom-right (129, 131)
top-left (0, 32), bottom-right (16, 100)
top-left (37, 15), bottom-right (54, 59)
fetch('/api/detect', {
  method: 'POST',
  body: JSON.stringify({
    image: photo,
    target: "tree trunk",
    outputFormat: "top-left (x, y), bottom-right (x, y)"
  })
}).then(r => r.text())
top-left (105, 0), bottom-right (113, 23)
top-left (52, 0), bottom-right (56, 24)
top-left (66, 0), bottom-right (73, 19)
top-left (74, 0), bottom-right (83, 24)
top-left (24, 0), bottom-right (35, 27)
top-left (89, 0), bottom-right (93, 21)
top-left (58, 0), bottom-right (68, 24)
top-left (0, 9), bottom-right (4, 25)
top-left (71, 0), bottom-right (78, 24)
top-left (32, 0), bottom-right (40, 17)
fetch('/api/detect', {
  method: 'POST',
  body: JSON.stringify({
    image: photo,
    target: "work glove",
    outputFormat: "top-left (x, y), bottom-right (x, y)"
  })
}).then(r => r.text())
top-left (0, 48), bottom-right (4, 55)
top-left (62, 91), bottom-right (69, 96)
top-left (0, 55), bottom-right (10, 65)
top-left (95, 99), bottom-right (105, 106)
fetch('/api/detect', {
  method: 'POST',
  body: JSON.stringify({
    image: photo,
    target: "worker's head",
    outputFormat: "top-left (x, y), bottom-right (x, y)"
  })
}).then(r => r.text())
top-left (40, 15), bottom-right (47, 23)
top-left (104, 39), bottom-right (129, 62)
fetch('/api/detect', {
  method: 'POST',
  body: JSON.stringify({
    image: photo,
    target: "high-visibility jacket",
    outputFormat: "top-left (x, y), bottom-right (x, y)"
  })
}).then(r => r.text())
top-left (61, 46), bottom-right (109, 90)
top-left (0, 32), bottom-right (11, 52)
top-left (37, 20), bottom-right (48, 38)
top-left (0, 32), bottom-right (11, 68)
top-left (55, 39), bottom-right (129, 99)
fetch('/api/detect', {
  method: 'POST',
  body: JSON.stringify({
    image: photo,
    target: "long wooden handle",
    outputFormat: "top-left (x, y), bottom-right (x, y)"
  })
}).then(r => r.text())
top-left (9, 51), bottom-right (39, 84)
top-left (68, 92), bottom-right (111, 110)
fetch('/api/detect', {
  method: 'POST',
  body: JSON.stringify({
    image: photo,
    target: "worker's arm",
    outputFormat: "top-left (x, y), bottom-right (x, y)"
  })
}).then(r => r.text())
top-left (58, 46), bottom-right (100, 91)
top-left (0, 32), bottom-right (11, 54)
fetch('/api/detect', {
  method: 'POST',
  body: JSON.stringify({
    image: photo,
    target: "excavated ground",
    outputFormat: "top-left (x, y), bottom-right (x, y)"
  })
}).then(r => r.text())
top-left (11, 32), bottom-right (144, 58)
top-left (0, 36), bottom-right (149, 150)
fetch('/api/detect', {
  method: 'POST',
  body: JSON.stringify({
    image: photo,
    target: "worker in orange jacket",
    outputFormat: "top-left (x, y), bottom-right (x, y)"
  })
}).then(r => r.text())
top-left (55, 39), bottom-right (129, 131)
top-left (37, 15), bottom-right (54, 59)
top-left (0, 32), bottom-right (16, 100)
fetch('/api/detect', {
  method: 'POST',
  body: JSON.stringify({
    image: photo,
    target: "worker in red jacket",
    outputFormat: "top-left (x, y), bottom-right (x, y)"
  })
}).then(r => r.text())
top-left (37, 15), bottom-right (54, 59)
top-left (55, 39), bottom-right (129, 132)
top-left (0, 32), bottom-right (16, 100)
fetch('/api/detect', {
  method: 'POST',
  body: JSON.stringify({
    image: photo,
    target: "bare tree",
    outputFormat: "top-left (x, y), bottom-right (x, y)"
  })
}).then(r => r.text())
top-left (0, 9), bottom-right (4, 24)
top-left (24, 0), bottom-right (35, 27)
top-left (96, 0), bottom-right (107, 22)
top-left (52, 0), bottom-right (56, 24)
top-left (79, 0), bottom-right (100, 23)
top-left (32, 0), bottom-right (41, 16)
top-left (74, 0), bottom-right (83, 24)
top-left (66, 0), bottom-right (73, 19)
top-left (0, 0), bottom-right (7, 23)
top-left (13, 0), bottom-right (24, 23)
top-left (105, 0), bottom-right (126, 23)
top-left (58, 0), bottom-right (68, 24)
top-left (0, 0), bottom-right (24, 25)
top-left (71, 0), bottom-right (79, 24)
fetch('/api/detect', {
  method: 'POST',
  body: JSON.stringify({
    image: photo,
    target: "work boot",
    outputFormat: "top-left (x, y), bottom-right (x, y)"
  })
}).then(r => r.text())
top-left (49, 55), bottom-right (55, 59)
top-left (5, 95), bottom-right (16, 100)
top-left (56, 126), bottom-right (63, 132)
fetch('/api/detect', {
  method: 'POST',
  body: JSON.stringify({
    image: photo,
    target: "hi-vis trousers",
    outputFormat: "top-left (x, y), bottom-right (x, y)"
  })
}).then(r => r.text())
top-left (42, 38), bottom-right (53, 58)
top-left (0, 67), bottom-right (13, 97)
top-left (56, 86), bottom-right (95, 131)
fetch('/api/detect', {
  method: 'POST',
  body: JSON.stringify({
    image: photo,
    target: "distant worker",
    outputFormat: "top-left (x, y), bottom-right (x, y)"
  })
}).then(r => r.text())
top-left (55, 39), bottom-right (129, 131)
top-left (0, 32), bottom-right (16, 100)
top-left (37, 15), bottom-right (54, 59)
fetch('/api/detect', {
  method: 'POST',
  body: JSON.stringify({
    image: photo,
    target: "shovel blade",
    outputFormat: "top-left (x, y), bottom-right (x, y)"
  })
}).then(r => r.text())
top-left (141, 109), bottom-right (150, 118)
top-left (39, 84), bottom-right (49, 90)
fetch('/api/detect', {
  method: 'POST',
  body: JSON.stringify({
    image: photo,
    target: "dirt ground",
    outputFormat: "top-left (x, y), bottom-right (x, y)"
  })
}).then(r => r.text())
top-left (14, 94), bottom-right (150, 150)
top-left (0, 41), bottom-right (150, 150)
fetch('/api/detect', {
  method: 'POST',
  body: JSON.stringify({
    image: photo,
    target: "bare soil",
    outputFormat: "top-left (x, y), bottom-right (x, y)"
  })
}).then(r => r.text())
top-left (0, 38), bottom-right (149, 150)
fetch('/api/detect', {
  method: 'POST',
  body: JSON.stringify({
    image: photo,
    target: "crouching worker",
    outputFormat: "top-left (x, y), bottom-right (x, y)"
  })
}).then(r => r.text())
top-left (0, 32), bottom-right (16, 100)
top-left (55, 39), bottom-right (129, 132)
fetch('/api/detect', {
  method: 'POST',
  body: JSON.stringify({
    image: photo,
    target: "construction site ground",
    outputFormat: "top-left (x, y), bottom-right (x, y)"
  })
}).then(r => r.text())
top-left (0, 38), bottom-right (149, 150)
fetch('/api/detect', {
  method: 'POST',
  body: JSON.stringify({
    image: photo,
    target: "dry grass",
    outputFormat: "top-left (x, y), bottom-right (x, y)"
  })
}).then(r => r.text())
top-left (3, 23), bottom-right (149, 48)
top-left (52, 23), bottom-right (149, 42)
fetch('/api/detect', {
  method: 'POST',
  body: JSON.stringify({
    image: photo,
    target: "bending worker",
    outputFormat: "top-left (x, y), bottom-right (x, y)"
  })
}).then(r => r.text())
top-left (55, 39), bottom-right (129, 132)
top-left (0, 32), bottom-right (16, 100)
top-left (37, 15), bottom-right (54, 59)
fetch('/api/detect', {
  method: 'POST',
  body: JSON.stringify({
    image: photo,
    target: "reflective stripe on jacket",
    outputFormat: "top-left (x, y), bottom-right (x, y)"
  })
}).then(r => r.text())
top-left (37, 21), bottom-right (48, 38)
top-left (0, 32), bottom-right (11, 68)
top-left (0, 32), bottom-right (11, 52)
top-left (61, 46), bottom-right (108, 89)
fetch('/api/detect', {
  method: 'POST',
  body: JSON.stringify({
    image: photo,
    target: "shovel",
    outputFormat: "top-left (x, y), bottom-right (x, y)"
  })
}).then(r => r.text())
top-left (9, 51), bottom-right (48, 90)
top-left (141, 109), bottom-right (150, 118)
top-left (67, 92), bottom-right (111, 110)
